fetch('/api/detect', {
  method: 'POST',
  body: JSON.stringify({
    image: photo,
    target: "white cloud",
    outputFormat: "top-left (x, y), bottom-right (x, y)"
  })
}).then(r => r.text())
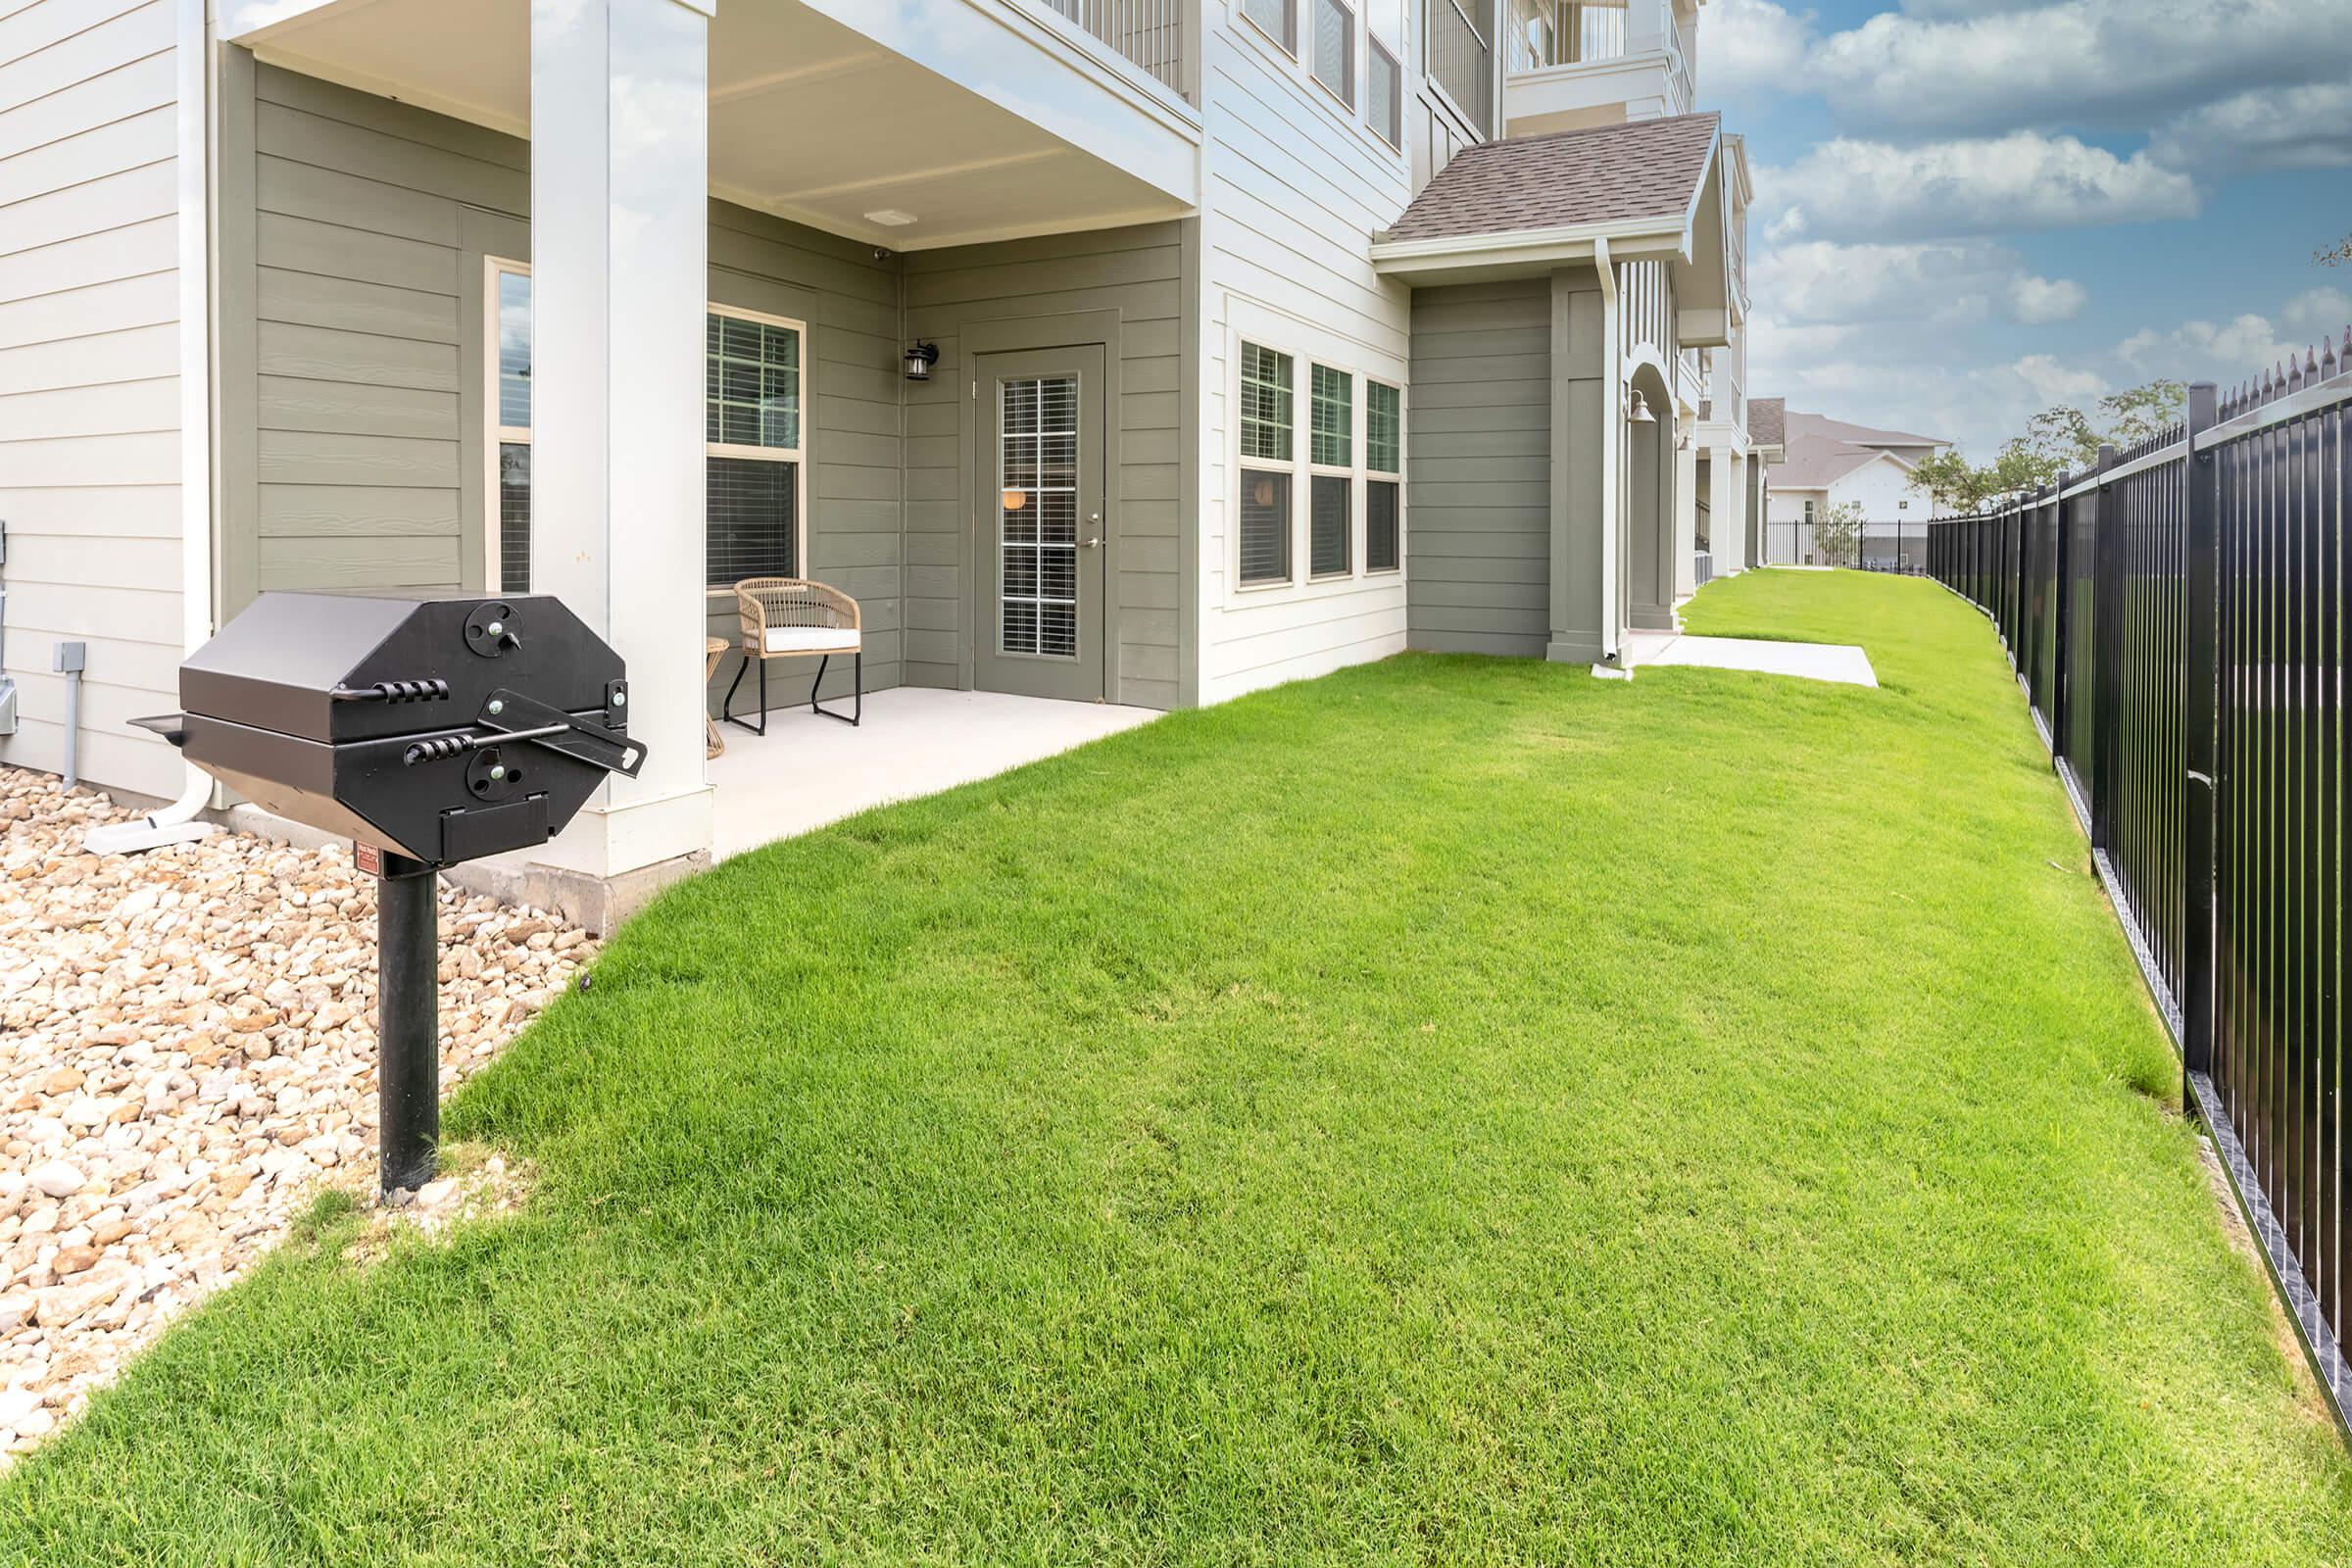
top-left (1755, 239), bottom-right (2085, 329)
top-left (1804, 0), bottom-right (2352, 139)
top-left (1755, 133), bottom-right (2199, 243)
top-left (2010, 353), bottom-right (2107, 407)
top-left (1700, 0), bottom-right (1814, 101)
top-left (2148, 81), bottom-right (2352, 176)
top-left (2116, 290), bottom-right (2350, 386)
top-left (2007, 275), bottom-right (2087, 326)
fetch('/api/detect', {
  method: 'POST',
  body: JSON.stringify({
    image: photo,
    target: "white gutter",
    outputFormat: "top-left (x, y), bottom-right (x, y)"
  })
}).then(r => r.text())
top-left (1594, 235), bottom-right (1621, 663)
top-left (88, 0), bottom-right (218, 855)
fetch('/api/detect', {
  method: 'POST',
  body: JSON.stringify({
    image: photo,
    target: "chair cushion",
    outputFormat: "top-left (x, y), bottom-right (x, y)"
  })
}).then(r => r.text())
top-left (762, 626), bottom-right (858, 655)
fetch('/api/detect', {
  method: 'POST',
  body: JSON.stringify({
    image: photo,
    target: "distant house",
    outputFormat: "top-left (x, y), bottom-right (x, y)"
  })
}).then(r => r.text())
top-left (1763, 412), bottom-right (1952, 566)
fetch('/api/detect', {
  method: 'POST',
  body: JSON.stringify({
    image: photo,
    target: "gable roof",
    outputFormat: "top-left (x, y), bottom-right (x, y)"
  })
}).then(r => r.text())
top-left (1768, 406), bottom-right (1949, 493)
top-left (1376, 114), bottom-right (1722, 245)
top-left (1783, 410), bottom-right (1946, 451)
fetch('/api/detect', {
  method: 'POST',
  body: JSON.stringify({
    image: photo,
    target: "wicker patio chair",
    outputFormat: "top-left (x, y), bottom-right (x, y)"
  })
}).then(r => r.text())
top-left (721, 577), bottom-right (862, 733)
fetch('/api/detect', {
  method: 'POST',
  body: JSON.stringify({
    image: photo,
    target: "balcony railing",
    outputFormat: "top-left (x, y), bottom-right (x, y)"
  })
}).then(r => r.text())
top-left (1508, 1), bottom-right (1629, 71)
top-left (1036, 0), bottom-right (1193, 100)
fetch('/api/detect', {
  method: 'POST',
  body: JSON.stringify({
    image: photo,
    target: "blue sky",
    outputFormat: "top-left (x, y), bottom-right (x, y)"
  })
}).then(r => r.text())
top-left (1694, 0), bottom-right (2352, 459)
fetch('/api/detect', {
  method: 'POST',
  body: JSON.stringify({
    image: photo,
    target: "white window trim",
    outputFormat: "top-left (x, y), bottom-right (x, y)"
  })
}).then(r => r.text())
top-left (1305, 363), bottom-right (1355, 582)
top-left (1234, 341), bottom-right (1299, 591)
top-left (1226, 319), bottom-right (1407, 600)
top-left (705, 299), bottom-right (811, 595)
top-left (1364, 376), bottom-right (1405, 574)
top-left (481, 262), bottom-right (811, 599)
top-left (1237, 0), bottom-right (1297, 58)
top-left (1365, 33), bottom-right (1403, 148)
top-left (483, 257), bottom-right (532, 593)
top-left (1307, 0), bottom-right (1358, 113)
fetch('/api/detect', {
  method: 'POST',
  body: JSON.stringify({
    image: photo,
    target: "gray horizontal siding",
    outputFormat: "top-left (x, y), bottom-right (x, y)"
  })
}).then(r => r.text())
top-left (224, 62), bottom-right (906, 715)
top-left (904, 220), bottom-right (1188, 709)
top-left (1406, 278), bottom-right (1550, 658)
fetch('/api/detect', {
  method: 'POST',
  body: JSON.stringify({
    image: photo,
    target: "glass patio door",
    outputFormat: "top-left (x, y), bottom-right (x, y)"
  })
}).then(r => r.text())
top-left (973, 346), bottom-right (1106, 703)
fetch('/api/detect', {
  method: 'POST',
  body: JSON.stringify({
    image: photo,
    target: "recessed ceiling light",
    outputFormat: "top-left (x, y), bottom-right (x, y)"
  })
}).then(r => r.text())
top-left (864, 209), bottom-right (917, 227)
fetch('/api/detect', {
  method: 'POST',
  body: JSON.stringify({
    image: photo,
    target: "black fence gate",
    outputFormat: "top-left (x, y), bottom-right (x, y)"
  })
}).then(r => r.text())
top-left (1928, 345), bottom-right (2349, 1438)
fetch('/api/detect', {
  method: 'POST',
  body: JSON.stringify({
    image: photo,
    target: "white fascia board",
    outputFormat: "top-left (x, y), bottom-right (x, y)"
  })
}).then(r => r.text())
top-left (221, 0), bottom-right (378, 45)
top-left (1371, 217), bottom-right (1683, 279)
top-left (796, 0), bottom-right (1202, 210)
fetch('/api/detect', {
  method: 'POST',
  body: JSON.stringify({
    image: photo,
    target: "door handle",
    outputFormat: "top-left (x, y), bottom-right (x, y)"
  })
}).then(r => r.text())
top-left (1081, 536), bottom-right (1104, 549)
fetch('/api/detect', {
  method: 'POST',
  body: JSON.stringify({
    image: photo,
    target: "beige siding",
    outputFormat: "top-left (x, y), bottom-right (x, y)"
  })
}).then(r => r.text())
top-left (0, 0), bottom-right (180, 798)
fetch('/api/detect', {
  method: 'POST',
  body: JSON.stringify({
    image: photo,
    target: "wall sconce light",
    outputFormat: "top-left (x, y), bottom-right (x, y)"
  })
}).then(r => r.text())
top-left (904, 341), bottom-right (940, 382)
top-left (1629, 390), bottom-right (1656, 423)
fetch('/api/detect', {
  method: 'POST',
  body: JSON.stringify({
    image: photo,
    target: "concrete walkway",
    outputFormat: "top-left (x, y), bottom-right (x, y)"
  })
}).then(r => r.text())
top-left (708, 687), bottom-right (1159, 859)
top-left (1621, 629), bottom-right (1878, 688)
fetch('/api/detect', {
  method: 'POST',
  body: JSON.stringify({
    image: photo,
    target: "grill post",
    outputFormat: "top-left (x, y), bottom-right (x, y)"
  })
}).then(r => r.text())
top-left (376, 850), bottom-right (441, 1194)
top-left (2180, 382), bottom-right (2219, 1086)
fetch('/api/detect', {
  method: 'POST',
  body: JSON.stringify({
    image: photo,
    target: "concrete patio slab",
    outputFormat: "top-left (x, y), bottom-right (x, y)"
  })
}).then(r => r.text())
top-left (708, 688), bottom-right (1159, 859)
top-left (1621, 630), bottom-right (1878, 688)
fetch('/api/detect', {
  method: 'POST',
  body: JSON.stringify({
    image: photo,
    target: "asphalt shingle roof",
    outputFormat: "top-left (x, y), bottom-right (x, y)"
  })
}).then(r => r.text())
top-left (1747, 397), bottom-right (1785, 448)
top-left (1377, 113), bottom-right (1721, 245)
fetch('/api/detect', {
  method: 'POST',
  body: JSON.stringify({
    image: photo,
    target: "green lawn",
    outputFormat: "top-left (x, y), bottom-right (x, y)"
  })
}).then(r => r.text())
top-left (8, 570), bottom-right (2349, 1565)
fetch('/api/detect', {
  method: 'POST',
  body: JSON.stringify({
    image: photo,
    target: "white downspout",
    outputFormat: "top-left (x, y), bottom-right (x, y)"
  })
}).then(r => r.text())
top-left (1593, 236), bottom-right (1621, 663)
top-left (87, 0), bottom-right (217, 854)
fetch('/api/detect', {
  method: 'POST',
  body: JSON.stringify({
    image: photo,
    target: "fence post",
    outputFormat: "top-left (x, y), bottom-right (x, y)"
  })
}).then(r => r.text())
top-left (2181, 383), bottom-right (2219, 1088)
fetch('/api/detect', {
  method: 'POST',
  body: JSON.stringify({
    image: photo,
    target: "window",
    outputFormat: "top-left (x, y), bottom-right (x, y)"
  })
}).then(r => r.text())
top-left (483, 268), bottom-right (808, 594)
top-left (1366, 379), bottom-right (1401, 572)
top-left (1308, 365), bottom-right (1351, 577)
top-left (1429, 0), bottom-right (1494, 135)
top-left (706, 307), bottom-right (806, 586)
top-left (1367, 0), bottom-right (1404, 145)
top-left (488, 261), bottom-right (532, 593)
top-left (1239, 342), bottom-right (1295, 585)
top-left (1803, 500), bottom-right (1817, 523)
top-left (1311, 0), bottom-right (1355, 106)
top-left (1242, 0), bottom-right (1296, 52)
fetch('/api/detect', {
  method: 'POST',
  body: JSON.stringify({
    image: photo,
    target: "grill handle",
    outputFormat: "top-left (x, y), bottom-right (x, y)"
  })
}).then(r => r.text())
top-left (331, 680), bottom-right (451, 704)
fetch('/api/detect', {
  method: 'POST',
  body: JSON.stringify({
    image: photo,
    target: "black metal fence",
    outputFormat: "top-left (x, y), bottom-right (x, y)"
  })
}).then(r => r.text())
top-left (1927, 341), bottom-right (2349, 1438)
top-left (1767, 517), bottom-right (1934, 573)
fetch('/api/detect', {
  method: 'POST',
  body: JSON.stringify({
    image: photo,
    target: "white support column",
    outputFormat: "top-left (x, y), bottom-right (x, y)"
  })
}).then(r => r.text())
top-left (1711, 448), bottom-right (1743, 573)
top-left (529, 0), bottom-right (715, 889)
top-left (1672, 417), bottom-right (1699, 600)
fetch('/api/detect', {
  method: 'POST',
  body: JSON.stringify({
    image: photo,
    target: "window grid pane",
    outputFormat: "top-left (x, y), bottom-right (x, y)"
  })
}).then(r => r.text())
top-left (496, 270), bottom-right (531, 429)
top-left (1310, 473), bottom-right (1350, 576)
top-left (1240, 342), bottom-right (1294, 463)
top-left (1368, 38), bottom-right (1401, 145)
top-left (1311, 364), bottom-right (1352, 467)
top-left (707, 456), bottom-right (798, 586)
top-left (1312, 0), bottom-right (1355, 105)
top-left (498, 442), bottom-right (531, 593)
top-left (1241, 0), bottom-right (1295, 49)
top-left (1367, 380), bottom-right (1401, 472)
top-left (1000, 375), bottom-right (1081, 660)
top-left (1240, 469), bottom-right (1293, 584)
top-left (1367, 478), bottom-right (1399, 571)
top-left (707, 314), bottom-right (800, 453)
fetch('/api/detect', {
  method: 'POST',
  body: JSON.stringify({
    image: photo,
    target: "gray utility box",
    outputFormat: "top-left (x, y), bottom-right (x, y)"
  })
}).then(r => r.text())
top-left (138, 592), bottom-right (646, 866)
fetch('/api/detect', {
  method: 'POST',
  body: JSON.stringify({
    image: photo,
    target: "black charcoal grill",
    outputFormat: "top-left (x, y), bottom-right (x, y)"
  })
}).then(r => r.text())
top-left (136, 592), bottom-right (648, 1194)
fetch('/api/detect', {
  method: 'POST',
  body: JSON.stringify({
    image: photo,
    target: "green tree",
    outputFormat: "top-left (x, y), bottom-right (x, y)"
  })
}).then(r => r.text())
top-left (1907, 450), bottom-right (1988, 515)
top-left (1813, 500), bottom-right (1865, 567)
top-left (2099, 379), bottom-right (2185, 447)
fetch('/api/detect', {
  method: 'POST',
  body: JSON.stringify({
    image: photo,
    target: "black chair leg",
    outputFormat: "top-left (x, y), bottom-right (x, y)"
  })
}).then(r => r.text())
top-left (811, 649), bottom-right (860, 726)
top-left (714, 658), bottom-right (761, 743)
